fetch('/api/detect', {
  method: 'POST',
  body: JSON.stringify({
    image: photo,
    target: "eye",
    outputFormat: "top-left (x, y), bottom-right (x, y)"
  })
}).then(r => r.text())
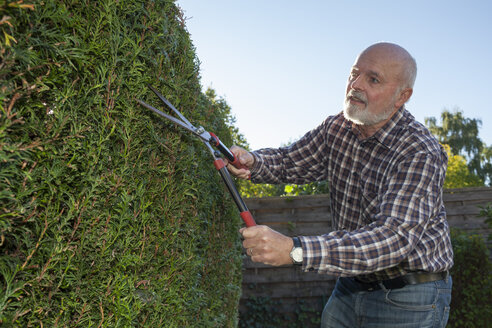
top-left (370, 77), bottom-right (380, 84)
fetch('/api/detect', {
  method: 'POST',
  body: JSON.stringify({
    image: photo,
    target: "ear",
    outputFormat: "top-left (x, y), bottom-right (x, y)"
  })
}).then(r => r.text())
top-left (395, 88), bottom-right (413, 107)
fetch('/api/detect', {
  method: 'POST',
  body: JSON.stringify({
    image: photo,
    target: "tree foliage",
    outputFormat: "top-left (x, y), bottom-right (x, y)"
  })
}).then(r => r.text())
top-left (426, 109), bottom-right (492, 185)
top-left (239, 172), bottom-right (330, 198)
top-left (205, 88), bottom-right (248, 149)
top-left (442, 144), bottom-right (484, 189)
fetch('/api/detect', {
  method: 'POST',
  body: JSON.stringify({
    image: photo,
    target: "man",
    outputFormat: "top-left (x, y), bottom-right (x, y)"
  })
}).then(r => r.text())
top-left (226, 43), bottom-right (453, 327)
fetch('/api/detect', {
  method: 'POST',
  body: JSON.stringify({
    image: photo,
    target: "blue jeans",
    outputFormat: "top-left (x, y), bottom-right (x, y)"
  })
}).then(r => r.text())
top-left (321, 275), bottom-right (452, 328)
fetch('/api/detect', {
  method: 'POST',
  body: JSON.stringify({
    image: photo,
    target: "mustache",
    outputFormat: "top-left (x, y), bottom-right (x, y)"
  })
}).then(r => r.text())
top-left (346, 90), bottom-right (367, 104)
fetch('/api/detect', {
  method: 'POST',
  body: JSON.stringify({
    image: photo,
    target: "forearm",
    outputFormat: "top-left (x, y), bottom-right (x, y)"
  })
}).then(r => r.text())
top-left (299, 223), bottom-right (413, 276)
top-left (250, 119), bottom-right (331, 184)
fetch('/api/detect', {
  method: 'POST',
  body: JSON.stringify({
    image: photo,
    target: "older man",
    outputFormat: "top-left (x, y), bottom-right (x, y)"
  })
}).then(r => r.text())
top-left (227, 43), bottom-right (453, 327)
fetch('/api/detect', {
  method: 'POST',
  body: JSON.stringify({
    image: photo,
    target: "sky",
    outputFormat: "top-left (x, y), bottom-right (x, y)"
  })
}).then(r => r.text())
top-left (176, 0), bottom-right (492, 150)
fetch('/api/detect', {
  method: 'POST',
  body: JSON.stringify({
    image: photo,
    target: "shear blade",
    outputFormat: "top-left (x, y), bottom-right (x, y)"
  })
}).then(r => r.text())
top-left (148, 86), bottom-right (193, 127)
top-left (137, 99), bottom-right (196, 134)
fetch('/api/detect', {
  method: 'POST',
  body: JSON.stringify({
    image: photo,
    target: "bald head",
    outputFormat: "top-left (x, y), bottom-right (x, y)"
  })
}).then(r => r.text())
top-left (357, 42), bottom-right (417, 90)
top-left (344, 42), bottom-right (417, 131)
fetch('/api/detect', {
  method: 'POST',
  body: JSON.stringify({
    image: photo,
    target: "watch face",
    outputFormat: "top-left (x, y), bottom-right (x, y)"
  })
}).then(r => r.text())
top-left (292, 248), bottom-right (303, 262)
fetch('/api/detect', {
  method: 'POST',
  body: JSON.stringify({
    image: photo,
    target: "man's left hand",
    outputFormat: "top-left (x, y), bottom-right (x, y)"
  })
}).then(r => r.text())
top-left (240, 225), bottom-right (294, 266)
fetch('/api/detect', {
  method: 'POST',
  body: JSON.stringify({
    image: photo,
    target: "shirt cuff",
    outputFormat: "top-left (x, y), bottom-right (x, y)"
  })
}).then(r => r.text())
top-left (298, 235), bottom-right (328, 273)
top-left (250, 152), bottom-right (264, 180)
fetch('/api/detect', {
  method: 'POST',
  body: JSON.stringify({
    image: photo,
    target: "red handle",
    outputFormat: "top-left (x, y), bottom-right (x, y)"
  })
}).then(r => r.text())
top-left (229, 153), bottom-right (249, 171)
top-left (209, 132), bottom-right (249, 170)
top-left (240, 211), bottom-right (256, 227)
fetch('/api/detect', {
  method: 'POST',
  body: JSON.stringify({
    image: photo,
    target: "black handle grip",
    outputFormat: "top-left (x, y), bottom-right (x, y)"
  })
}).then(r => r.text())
top-left (209, 133), bottom-right (248, 170)
top-left (213, 159), bottom-right (256, 227)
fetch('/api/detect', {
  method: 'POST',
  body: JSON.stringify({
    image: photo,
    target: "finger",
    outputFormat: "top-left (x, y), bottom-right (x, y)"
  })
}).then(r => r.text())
top-left (239, 153), bottom-right (253, 167)
top-left (250, 254), bottom-right (261, 263)
top-left (226, 163), bottom-right (241, 175)
top-left (243, 239), bottom-right (256, 249)
top-left (231, 146), bottom-right (254, 166)
top-left (225, 162), bottom-right (243, 177)
top-left (227, 164), bottom-right (250, 180)
top-left (241, 225), bottom-right (261, 239)
top-left (228, 146), bottom-right (253, 177)
top-left (229, 145), bottom-right (242, 156)
top-left (235, 169), bottom-right (251, 180)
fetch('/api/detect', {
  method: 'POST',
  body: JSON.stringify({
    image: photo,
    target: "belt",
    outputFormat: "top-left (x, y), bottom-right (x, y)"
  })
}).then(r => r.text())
top-left (353, 271), bottom-right (449, 291)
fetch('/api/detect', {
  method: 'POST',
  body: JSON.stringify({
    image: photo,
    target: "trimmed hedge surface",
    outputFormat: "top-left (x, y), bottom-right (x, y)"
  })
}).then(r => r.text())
top-left (1, 1), bottom-right (242, 327)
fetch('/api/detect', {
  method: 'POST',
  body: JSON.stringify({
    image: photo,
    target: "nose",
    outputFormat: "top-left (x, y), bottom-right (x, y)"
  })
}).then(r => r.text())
top-left (350, 75), bottom-right (363, 91)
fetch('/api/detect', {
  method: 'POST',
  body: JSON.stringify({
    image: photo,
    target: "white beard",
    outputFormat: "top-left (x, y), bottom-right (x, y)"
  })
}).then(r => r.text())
top-left (343, 90), bottom-right (397, 126)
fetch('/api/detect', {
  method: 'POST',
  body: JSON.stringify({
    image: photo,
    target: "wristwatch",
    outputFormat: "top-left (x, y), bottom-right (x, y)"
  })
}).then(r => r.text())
top-left (289, 237), bottom-right (303, 266)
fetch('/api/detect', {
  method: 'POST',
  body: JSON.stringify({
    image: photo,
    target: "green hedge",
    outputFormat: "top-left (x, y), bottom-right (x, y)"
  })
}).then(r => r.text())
top-left (0, 1), bottom-right (242, 326)
top-left (448, 229), bottom-right (492, 327)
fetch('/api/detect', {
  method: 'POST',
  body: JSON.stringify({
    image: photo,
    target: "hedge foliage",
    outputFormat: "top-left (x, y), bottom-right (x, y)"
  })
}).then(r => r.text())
top-left (1, 0), bottom-right (243, 326)
top-left (448, 229), bottom-right (492, 327)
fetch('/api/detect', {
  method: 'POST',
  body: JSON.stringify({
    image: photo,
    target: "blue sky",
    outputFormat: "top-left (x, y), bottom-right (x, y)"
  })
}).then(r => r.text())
top-left (176, 0), bottom-right (492, 150)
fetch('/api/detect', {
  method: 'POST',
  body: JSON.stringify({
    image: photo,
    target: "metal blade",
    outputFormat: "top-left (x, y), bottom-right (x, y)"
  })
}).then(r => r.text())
top-left (148, 86), bottom-right (193, 127)
top-left (137, 99), bottom-right (196, 135)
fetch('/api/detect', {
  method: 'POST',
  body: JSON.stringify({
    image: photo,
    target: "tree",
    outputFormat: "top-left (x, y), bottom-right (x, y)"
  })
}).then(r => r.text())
top-left (205, 88), bottom-right (249, 149)
top-left (239, 181), bottom-right (286, 198)
top-left (425, 109), bottom-right (492, 185)
top-left (442, 145), bottom-right (484, 188)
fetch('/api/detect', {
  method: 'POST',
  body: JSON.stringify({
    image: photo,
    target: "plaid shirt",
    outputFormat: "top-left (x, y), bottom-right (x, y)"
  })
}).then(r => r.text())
top-left (250, 107), bottom-right (453, 281)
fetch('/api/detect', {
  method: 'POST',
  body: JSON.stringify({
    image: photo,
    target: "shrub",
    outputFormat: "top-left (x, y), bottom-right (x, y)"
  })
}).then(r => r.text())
top-left (239, 296), bottom-right (282, 328)
top-left (448, 229), bottom-right (492, 328)
top-left (0, 0), bottom-right (242, 326)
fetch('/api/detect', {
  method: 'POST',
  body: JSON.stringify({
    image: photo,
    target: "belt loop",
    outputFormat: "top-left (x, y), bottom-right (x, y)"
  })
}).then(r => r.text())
top-left (378, 282), bottom-right (388, 291)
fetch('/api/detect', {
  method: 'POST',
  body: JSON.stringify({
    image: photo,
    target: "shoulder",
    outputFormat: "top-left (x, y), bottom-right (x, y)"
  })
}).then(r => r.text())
top-left (398, 110), bottom-right (444, 157)
top-left (319, 111), bottom-right (352, 137)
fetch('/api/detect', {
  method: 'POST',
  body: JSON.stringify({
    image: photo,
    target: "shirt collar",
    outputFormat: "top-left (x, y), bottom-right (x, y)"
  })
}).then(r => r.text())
top-left (370, 106), bottom-right (408, 148)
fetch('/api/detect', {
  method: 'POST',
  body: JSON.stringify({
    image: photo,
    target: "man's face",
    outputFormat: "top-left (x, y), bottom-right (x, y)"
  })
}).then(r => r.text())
top-left (343, 49), bottom-right (405, 126)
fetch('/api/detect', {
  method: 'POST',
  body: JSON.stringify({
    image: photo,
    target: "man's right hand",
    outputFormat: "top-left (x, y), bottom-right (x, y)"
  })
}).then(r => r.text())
top-left (225, 145), bottom-right (254, 180)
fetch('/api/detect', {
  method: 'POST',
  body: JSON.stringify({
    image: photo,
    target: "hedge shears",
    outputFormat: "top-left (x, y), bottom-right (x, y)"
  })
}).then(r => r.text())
top-left (137, 86), bottom-right (256, 227)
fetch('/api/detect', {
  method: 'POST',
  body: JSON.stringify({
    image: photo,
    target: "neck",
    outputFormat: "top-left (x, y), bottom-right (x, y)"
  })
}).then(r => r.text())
top-left (355, 106), bottom-right (402, 139)
top-left (356, 121), bottom-right (386, 138)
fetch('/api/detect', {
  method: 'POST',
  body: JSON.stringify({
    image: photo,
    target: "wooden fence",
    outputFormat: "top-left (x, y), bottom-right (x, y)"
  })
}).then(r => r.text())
top-left (240, 187), bottom-right (492, 325)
